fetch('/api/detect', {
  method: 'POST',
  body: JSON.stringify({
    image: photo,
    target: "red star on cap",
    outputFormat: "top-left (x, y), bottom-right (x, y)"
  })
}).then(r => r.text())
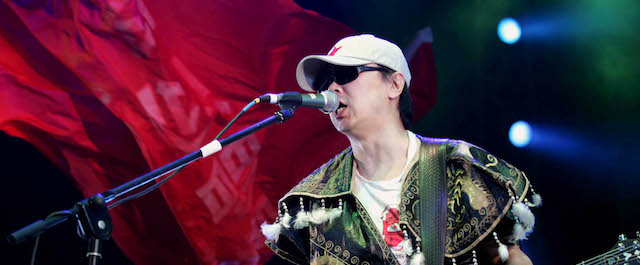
top-left (328, 46), bottom-right (342, 56)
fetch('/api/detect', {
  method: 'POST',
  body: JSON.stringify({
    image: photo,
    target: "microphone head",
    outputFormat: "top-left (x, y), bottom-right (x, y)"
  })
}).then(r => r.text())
top-left (319, 90), bottom-right (339, 114)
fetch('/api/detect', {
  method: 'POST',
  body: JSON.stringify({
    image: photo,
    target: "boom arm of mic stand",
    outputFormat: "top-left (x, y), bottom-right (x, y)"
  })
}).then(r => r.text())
top-left (6, 207), bottom-right (78, 245)
top-left (7, 108), bottom-right (295, 245)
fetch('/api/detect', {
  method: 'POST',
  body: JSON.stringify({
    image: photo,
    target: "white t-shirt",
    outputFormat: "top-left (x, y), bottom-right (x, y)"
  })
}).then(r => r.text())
top-left (351, 131), bottom-right (419, 265)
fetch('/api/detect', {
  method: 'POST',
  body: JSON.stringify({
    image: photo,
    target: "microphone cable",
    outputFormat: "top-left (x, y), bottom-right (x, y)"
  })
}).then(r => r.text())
top-left (107, 99), bottom-right (260, 210)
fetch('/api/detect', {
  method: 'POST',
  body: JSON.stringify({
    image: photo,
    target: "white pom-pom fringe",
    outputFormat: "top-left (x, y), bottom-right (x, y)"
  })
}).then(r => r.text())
top-left (309, 208), bottom-right (330, 225)
top-left (409, 252), bottom-right (425, 265)
top-left (498, 242), bottom-right (510, 262)
top-left (509, 202), bottom-right (535, 242)
top-left (281, 212), bottom-right (292, 228)
top-left (512, 202), bottom-right (535, 230)
top-left (509, 222), bottom-right (527, 242)
top-left (401, 240), bottom-right (414, 256)
top-left (260, 222), bottom-right (282, 241)
top-left (527, 193), bottom-right (542, 207)
top-left (294, 211), bottom-right (311, 229)
top-left (328, 207), bottom-right (342, 223)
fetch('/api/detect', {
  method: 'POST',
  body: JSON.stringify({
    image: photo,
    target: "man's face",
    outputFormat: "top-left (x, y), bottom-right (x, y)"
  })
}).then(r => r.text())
top-left (328, 64), bottom-right (393, 135)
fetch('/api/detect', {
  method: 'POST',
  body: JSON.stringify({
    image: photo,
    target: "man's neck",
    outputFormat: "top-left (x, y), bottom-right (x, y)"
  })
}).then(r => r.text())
top-left (347, 126), bottom-right (410, 182)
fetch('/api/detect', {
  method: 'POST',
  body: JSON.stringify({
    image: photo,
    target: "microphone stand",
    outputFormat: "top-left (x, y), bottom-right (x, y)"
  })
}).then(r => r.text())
top-left (7, 107), bottom-right (296, 265)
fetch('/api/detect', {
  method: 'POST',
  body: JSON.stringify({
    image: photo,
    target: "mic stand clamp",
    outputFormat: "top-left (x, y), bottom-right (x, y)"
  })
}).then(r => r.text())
top-left (274, 107), bottom-right (295, 122)
top-left (75, 194), bottom-right (112, 265)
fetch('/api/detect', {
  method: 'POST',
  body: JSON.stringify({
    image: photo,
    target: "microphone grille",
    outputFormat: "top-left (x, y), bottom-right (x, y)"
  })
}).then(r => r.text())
top-left (320, 90), bottom-right (339, 114)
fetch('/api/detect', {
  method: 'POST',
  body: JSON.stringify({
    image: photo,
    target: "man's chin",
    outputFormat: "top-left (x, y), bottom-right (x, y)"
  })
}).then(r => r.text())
top-left (331, 120), bottom-right (349, 133)
top-left (335, 128), bottom-right (350, 135)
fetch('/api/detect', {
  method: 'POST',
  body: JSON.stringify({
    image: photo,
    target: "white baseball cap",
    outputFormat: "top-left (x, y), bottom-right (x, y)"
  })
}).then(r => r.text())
top-left (296, 34), bottom-right (412, 92)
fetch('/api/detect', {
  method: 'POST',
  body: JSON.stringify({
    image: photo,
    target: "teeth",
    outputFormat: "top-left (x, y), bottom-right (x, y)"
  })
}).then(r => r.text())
top-left (335, 103), bottom-right (346, 115)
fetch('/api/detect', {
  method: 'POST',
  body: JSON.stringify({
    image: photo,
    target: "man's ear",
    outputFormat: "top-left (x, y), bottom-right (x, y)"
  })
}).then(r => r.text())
top-left (388, 72), bottom-right (405, 99)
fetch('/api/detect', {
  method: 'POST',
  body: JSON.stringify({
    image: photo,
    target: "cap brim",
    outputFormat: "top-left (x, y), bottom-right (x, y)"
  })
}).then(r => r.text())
top-left (296, 55), bottom-right (372, 92)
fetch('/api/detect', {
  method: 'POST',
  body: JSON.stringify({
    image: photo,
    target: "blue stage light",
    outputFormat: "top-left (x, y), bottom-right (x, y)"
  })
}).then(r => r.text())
top-left (498, 18), bottom-right (522, 44)
top-left (509, 121), bottom-right (532, 148)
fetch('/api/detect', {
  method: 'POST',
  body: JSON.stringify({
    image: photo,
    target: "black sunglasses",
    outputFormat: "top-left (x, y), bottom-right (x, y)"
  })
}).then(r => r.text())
top-left (312, 65), bottom-right (388, 91)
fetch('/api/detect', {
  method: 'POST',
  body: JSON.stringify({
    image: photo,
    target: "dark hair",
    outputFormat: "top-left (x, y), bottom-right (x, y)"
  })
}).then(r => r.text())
top-left (379, 66), bottom-right (413, 129)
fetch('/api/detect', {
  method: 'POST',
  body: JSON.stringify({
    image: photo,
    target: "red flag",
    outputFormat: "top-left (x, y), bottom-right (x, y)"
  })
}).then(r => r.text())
top-left (0, 0), bottom-right (437, 264)
top-left (406, 27), bottom-right (438, 120)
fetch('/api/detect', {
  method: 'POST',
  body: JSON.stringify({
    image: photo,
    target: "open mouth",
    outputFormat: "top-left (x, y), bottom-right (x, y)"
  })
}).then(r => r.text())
top-left (335, 103), bottom-right (347, 116)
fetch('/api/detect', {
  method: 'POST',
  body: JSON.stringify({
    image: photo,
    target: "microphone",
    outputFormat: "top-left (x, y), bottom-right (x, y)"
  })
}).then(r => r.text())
top-left (258, 90), bottom-right (339, 114)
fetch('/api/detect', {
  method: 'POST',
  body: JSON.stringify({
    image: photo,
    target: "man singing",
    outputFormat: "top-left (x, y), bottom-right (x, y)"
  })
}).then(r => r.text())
top-left (261, 34), bottom-right (539, 265)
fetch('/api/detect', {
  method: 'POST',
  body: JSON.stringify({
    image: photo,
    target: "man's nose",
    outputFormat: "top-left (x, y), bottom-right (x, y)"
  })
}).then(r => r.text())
top-left (329, 82), bottom-right (343, 94)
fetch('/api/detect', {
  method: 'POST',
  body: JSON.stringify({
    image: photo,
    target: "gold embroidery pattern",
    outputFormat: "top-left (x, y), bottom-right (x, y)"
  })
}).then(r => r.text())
top-left (506, 163), bottom-right (522, 189)
top-left (470, 146), bottom-right (528, 197)
top-left (310, 225), bottom-right (368, 265)
top-left (288, 148), bottom-right (352, 196)
top-left (399, 164), bottom-right (420, 237)
top-left (485, 154), bottom-right (498, 167)
top-left (445, 161), bottom-right (504, 256)
top-left (505, 162), bottom-right (529, 198)
top-left (447, 167), bottom-right (466, 227)
top-left (462, 175), bottom-right (490, 211)
top-left (448, 203), bottom-right (498, 252)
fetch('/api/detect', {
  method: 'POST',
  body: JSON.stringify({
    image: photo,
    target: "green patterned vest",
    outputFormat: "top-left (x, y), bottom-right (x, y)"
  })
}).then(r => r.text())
top-left (266, 135), bottom-right (534, 264)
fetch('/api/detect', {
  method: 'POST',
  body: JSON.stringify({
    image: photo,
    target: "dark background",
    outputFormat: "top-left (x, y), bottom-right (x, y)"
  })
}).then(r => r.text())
top-left (3, 0), bottom-right (639, 264)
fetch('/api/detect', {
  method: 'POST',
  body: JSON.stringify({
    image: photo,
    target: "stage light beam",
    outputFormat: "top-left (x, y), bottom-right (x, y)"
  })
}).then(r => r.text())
top-left (498, 18), bottom-right (521, 44)
top-left (509, 121), bottom-right (532, 148)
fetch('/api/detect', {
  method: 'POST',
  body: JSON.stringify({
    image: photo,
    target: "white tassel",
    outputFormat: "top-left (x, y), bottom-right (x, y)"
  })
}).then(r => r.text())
top-left (409, 251), bottom-right (425, 265)
top-left (509, 222), bottom-right (527, 242)
top-left (509, 202), bottom-right (535, 242)
top-left (511, 202), bottom-right (535, 230)
top-left (498, 242), bottom-right (510, 262)
top-left (493, 231), bottom-right (510, 262)
top-left (281, 212), bottom-right (292, 228)
top-left (528, 193), bottom-right (542, 207)
top-left (293, 210), bottom-right (311, 229)
top-left (260, 222), bottom-right (282, 241)
top-left (308, 208), bottom-right (330, 225)
top-left (328, 207), bottom-right (342, 223)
